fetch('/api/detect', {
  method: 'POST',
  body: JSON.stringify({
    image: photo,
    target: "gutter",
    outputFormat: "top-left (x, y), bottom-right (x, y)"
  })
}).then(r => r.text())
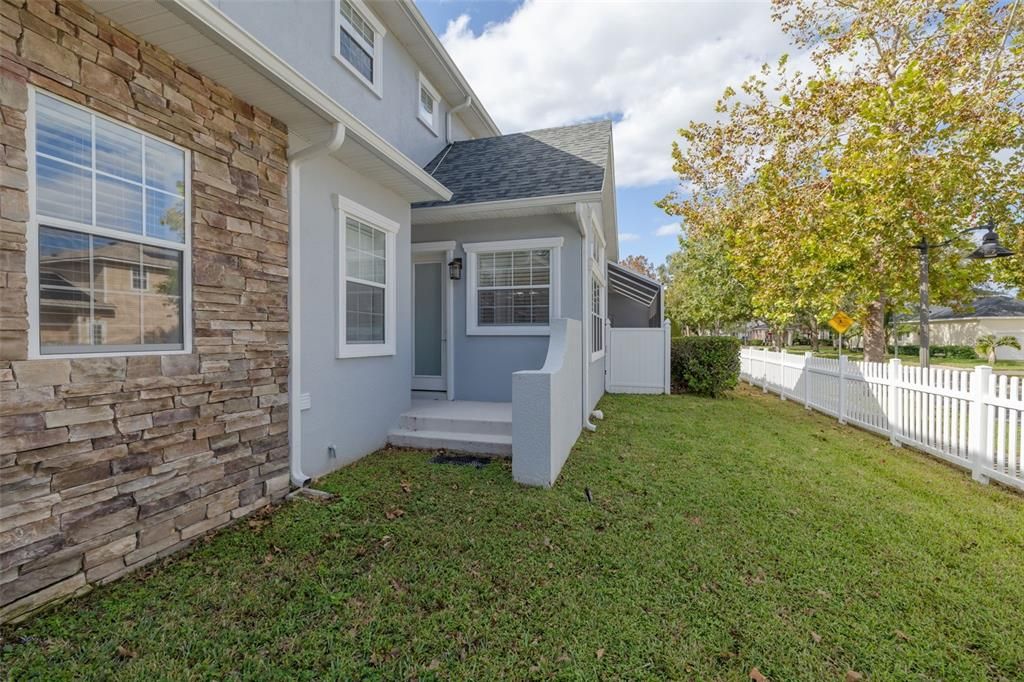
top-left (163, 0), bottom-right (451, 203)
top-left (287, 123), bottom-right (346, 487)
top-left (446, 96), bottom-right (472, 145)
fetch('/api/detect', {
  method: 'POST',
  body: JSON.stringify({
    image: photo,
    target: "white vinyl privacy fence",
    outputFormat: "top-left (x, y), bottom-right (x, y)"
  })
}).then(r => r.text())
top-left (740, 347), bottom-right (1024, 492)
top-left (606, 322), bottom-right (672, 394)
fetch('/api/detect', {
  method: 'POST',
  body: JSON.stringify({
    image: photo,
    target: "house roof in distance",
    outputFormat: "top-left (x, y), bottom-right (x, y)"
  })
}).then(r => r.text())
top-left (928, 295), bottom-right (1024, 320)
top-left (414, 120), bottom-right (612, 209)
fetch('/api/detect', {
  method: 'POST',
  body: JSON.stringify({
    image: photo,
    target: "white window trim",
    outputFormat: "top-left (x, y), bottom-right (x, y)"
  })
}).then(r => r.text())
top-left (463, 237), bottom-right (563, 337)
top-left (417, 72), bottom-right (440, 136)
top-left (333, 0), bottom-right (385, 99)
top-left (25, 86), bottom-right (193, 359)
top-left (335, 194), bottom-right (398, 358)
top-left (590, 265), bottom-right (606, 361)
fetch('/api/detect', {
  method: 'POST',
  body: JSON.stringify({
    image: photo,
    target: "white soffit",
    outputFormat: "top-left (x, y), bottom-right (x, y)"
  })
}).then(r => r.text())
top-left (82, 0), bottom-right (450, 203)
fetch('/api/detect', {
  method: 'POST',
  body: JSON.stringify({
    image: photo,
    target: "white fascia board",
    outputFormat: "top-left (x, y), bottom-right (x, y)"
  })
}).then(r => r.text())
top-left (163, 0), bottom-right (452, 203)
top-left (411, 191), bottom-right (603, 224)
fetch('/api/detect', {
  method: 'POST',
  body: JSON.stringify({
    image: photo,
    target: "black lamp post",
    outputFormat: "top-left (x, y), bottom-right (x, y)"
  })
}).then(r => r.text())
top-left (913, 220), bottom-right (1014, 369)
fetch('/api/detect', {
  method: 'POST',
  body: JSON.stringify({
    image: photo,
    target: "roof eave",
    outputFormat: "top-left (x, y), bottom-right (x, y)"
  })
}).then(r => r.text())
top-left (412, 191), bottom-right (603, 225)
top-left (375, 0), bottom-right (501, 139)
top-left (129, 0), bottom-right (453, 203)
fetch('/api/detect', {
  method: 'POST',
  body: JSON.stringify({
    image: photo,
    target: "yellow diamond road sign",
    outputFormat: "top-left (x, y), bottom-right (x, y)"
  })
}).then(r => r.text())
top-left (828, 311), bottom-right (854, 335)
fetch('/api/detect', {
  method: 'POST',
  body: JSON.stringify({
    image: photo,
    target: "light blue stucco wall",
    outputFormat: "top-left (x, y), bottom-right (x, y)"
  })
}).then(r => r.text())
top-left (215, 0), bottom-right (466, 165)
top-left (296, 152), bottom-right (412, 477)
top-left (414, 214), bottom-right (608, 404)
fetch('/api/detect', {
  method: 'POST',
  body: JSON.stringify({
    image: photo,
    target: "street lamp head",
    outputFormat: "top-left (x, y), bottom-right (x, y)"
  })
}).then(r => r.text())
top-left (967, 222), bottom-right (1014, 259)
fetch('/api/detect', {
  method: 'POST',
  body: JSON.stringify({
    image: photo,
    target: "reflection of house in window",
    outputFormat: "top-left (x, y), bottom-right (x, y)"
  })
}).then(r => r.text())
top-left (130, 265), bottom-right (148, 290)
top-left (38, 227), bottom-right (182, 350)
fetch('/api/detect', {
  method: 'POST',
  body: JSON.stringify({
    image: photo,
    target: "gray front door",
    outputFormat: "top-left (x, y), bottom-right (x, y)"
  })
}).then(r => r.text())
top-left (413, 260), bottom-right (446, 391)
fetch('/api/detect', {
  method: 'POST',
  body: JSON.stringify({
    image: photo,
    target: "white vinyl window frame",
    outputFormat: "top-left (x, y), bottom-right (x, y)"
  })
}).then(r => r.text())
top-left (25, 86), bottom-right (193, 359)
top-left (463, 237), bottom-right (563, 337)
top-left (333, 0), bottom-right (386, 98)
top-left (335, 194), bottom-right (398, 358)
top-left (417, 72), bottom-right (440, 135)
top-left (590, 225), bottom-right (606, 360)
top-left (590, 266), bottom-right (606, 361)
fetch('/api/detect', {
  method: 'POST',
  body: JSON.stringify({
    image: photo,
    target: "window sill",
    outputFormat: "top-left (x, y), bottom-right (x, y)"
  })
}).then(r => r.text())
top-left (333, 54), bottom-right (383, 99)
top-left (33, 347), bottom-right (190, 360)
top-left (337, 343), bottom-right (396, 359)
top-left (467, 326), bottom-right (551, 337)
top-left (417, 115), bottom-right (439, 136)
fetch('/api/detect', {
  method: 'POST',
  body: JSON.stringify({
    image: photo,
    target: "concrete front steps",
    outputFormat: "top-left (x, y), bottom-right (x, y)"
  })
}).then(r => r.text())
top-left (387, 400), bottom-right (512, 457)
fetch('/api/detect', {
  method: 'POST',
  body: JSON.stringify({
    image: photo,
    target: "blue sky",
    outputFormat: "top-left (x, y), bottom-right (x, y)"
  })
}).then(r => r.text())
top-left (415, 0), bottom-right (791, 269)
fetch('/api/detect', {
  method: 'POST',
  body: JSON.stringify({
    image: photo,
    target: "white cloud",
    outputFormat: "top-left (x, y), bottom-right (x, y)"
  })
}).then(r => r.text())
top-left (619, 232), bottom-right (640, 242)
top-left (441, 1), bottom-right (794, 188)
top-left (655, 223), bottom-right (681, 237)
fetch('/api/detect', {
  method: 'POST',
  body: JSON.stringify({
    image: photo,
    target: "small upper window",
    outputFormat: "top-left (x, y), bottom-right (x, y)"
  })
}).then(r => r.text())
top-left (335, 0), bottom-right (385, 97)
top-left (31, 91), bottom-right (190, 357)
top-left (417, 73), bottom-right (440, 134)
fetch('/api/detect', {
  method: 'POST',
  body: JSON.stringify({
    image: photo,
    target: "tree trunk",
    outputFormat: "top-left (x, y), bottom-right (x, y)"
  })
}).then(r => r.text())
top-left (810, 319), bottom-right (820, 352)
top-left (862, 299), bottom-right (886, 362)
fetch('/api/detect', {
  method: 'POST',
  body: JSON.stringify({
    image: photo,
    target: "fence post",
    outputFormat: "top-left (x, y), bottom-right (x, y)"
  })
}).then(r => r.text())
top-left (887, 358), bottom-right (901, 447)
top-left (968, 365), bottom-right (992, 485)
top-left (779, 348), bottom-right (788, 401)
top-left (803, 352), bottom-right (812, 409)
top-left (761, 347), bottom-right (769, 393)
top-left (838, 354), bottom-right (848, 424)
top-left (662, 320), bottom-right (671, 395)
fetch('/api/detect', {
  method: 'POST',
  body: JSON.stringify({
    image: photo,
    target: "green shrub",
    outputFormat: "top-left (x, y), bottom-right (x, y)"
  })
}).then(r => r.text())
top-left (931, 345), bottom-right (978, 359)
top-left (671, 336), bottom-right (741, 397)
top-left (744, 339), bottom-right (765, 347)
top-left (888, 344), bottom-right (919, 356)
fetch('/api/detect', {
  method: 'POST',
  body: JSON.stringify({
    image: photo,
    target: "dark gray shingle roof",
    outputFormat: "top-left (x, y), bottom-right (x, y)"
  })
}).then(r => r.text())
top-left (929, 295), bottom-right (1024, 320)
top-left (414, 120), bottom-right (611, 209)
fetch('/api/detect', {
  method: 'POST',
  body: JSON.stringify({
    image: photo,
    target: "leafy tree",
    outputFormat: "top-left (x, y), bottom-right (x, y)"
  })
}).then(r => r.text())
top-left (660, 0), bottom-right (1023, 362)
top-left (664, 230), bottom-right (751, 334)
top-left (617, 254), bottom-right (658, 280)
top-left (975, 334), bottom-right (1022, 364)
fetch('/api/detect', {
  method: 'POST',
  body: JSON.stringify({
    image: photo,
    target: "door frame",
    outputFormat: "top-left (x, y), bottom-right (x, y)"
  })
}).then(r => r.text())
top-left (411, 241), bottom-right (456, 400)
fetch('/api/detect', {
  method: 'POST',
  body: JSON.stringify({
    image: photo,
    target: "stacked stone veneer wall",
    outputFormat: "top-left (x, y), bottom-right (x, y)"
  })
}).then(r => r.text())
top-left (0, 0), bottom-right (291, 622)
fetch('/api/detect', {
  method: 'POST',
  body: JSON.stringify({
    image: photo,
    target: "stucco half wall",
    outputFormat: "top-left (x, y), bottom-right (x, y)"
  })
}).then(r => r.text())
top-left (512, 319), bottom-right (583, 487)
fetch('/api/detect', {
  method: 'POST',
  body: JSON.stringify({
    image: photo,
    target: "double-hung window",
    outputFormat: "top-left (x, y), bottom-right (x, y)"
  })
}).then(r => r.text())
top-left (464, 238), bottom-right (563, 336)
top-left (417, 73), bottom-right (440, 135)
top-left (335, 195), bottom-right (397, 358)
top-left (335, 0), bottom-right (385, 97)
top-left (591, 277), bottom-right (605, 358)
top-left (29, 90), bottom-right (190, 357)
top-left (590, 229), bottom-right (606, 359)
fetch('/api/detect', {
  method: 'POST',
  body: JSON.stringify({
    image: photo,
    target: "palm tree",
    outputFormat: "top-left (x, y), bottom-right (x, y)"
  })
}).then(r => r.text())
top-left (975, 334), bottom-right (1022, 365)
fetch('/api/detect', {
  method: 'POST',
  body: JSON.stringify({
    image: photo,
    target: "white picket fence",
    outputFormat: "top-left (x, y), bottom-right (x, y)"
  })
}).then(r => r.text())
top-left (740, 347), bottom-right (1024, 492)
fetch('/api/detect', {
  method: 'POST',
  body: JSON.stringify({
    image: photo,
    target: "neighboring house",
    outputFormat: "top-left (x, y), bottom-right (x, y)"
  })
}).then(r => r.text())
top-left (0, 0), bottom-right (623, 621)
top-left (897, 296), bottom-right (1024, 360)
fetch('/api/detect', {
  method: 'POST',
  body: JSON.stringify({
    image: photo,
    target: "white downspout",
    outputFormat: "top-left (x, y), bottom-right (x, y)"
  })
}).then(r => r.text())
top-left (575, 203), bottom-right (597, 432)
top-left (446, 96), bottom-right (472, 144)
top-left (287, 123), bottom-right (346, 487)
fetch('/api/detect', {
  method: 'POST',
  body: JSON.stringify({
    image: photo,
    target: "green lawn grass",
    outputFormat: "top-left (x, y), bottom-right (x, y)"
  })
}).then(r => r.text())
top-left (4, 387), bottom-right (1024, 680)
